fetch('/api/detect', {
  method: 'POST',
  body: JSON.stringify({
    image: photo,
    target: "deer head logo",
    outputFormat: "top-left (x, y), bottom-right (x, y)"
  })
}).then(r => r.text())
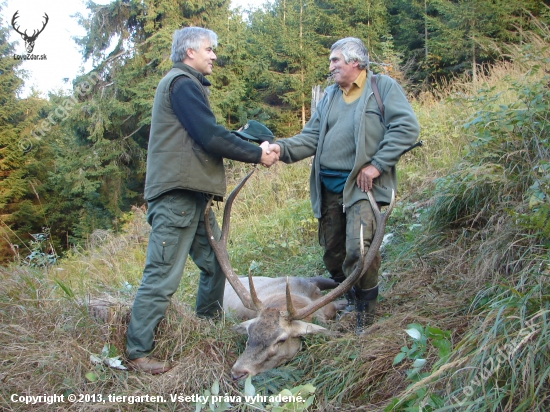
top-left (11, 11), bottom-right (49, 54)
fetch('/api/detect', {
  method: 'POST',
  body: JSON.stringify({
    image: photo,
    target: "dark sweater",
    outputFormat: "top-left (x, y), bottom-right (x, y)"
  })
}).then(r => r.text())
top-left (170, 69), bottom-right (262, 163)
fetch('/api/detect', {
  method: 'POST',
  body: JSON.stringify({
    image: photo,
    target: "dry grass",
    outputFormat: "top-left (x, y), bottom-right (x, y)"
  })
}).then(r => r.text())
top-left (0, 167), bottom-right (472, 412)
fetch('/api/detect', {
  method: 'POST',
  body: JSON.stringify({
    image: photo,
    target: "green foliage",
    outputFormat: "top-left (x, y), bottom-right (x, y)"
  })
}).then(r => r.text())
top-left (392, 323), bottom-right (452, 380)
top-left (23, 228), bottom-right (58, 267)
top-left (3, 0), bottom-right (549, 259)
top-left (388, 0), bottom-right (549, 85)
top-left (251, 366), bottom-right (305, 396)
top-left (384, 41), bottom-right (550, 412)
top-left (386, 325), bottom-right (451, 411)
top-left (428, 64), bottom-right (550, 245)
top-left (87, 343), bottom-right (127, 382)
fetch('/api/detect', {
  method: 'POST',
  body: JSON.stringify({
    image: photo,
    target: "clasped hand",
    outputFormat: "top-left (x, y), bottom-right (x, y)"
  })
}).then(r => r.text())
top-left (259, 141), bottom-right (281, 167)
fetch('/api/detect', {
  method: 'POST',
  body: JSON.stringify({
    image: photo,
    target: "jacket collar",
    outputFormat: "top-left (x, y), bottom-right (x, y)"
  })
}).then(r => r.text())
top-left (172, 62), bottom-right (212, 87)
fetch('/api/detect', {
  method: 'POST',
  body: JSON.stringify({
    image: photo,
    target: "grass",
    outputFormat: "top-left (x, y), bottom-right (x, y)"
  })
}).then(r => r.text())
top-left (1, 25), bottom-right (549, 412)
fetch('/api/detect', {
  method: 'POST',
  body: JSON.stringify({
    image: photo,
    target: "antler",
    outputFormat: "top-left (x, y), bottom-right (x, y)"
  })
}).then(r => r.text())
top-left (11, 11), bottom-right (26, 38)
top-left (286, 190), bottom-right (396, 321)
top-left (205, 169), bottom-right (264, 312)
top-left (29, 13), bottom-right (49, 40)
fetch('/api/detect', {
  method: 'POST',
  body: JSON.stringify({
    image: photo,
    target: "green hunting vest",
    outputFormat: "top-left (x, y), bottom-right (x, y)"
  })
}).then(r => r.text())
top-left (144, 63), bottom-right (226, 201)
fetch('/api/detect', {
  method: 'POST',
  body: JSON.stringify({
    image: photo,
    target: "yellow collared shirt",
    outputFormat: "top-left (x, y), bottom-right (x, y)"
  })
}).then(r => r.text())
top-left (339, 70), bottom-right (367, 103)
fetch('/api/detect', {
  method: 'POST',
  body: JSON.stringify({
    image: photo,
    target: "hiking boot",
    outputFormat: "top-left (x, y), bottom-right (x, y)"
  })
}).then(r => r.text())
top-left (127, 356), bottom-right (172, 374)
top-left (355, 284), bottom-right (379, 334)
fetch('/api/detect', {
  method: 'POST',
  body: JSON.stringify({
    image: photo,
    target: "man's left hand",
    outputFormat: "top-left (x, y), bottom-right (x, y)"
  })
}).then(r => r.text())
top-left (356, 165), bottom-right (380, 192)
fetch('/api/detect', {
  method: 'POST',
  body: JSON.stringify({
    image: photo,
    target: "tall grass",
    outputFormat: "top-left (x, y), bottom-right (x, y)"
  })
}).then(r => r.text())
top-left (384, 29), bottom-right (550, 411)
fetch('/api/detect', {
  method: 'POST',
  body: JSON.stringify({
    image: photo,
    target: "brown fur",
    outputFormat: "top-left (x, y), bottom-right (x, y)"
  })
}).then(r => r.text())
top-left (223, 276), bottom-right (339, 379)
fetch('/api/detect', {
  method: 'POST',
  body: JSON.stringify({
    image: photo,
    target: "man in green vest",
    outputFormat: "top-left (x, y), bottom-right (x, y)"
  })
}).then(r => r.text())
top-left (268, 37), bottom-right (419, 334)
top-left (126, 27), bottom-right (279, 374)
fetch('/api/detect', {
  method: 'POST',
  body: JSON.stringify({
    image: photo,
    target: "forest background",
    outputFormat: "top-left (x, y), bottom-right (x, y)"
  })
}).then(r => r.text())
top-left (0, 0), bottom-right (548, 257)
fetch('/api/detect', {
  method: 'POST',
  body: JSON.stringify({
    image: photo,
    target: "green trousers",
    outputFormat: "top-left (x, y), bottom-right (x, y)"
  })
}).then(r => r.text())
top-left (318, 185), bottom-right (381, 290)
top-left (126, 189), bottom-right (225, 359)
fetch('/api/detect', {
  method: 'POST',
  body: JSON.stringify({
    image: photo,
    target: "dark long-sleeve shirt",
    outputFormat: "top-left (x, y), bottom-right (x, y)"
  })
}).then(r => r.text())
top-left (170, 75), bottom-right (262, 164)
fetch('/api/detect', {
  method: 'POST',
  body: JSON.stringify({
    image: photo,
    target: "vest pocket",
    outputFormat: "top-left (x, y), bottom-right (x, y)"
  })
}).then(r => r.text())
top-left (167, 192), bottom-right (196, 228)
top-left (149, 232), bottom-right (179, 265)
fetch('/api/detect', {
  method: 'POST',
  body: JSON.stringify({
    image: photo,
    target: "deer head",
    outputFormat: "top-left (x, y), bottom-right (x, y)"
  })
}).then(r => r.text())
top-left (12, 11), bottom-right (49, 54)
top-left (205, 169), bottom-right (394, 379)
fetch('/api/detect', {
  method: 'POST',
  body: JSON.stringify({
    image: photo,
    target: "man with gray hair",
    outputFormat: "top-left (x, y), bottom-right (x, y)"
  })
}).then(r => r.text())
top-left (268, 37), bottom-right (419, 333)
top-left (126, 27), bottom-right (278, 374)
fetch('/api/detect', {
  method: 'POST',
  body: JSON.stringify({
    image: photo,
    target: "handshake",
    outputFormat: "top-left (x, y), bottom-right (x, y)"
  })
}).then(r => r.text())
top-left (259, 142), bottom-right (280, 168)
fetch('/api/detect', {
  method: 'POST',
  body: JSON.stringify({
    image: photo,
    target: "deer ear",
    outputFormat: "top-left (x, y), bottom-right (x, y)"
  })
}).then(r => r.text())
top-left (290, 320), bottom-right (327, 337)
top-left (232, 318), bottom-right (256, 334)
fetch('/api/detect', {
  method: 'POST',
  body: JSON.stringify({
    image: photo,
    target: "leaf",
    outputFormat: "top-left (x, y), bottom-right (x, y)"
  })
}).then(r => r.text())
top-left (411, 358), bottom-right (427, 369)
top-left (405, 328), bottom-right (422, 340)
top-left (393, 351), bottom-right (407, 365)
top-left (432, 338), bottom-right (452, 359)
top-left (211, 380), bottom-right (219, 396)
top-left (90, 354), bottom-right (102, 364)
top-left (104, 357), bottom-right (127, 370)
top-left (85, 372), bottom-right (98, 382)
top-left (384, 398), bottom-right (400, 412)
top-left (425, 325), bottom-right (444, 338)
top-left (279, 389), bottom-right (293, 398)
top-left (300, 384), bottom-right (315, 394)
top-left (244, 376), bottom-right (255, 397)
top-left (101, 344), bottom-right (110, 358)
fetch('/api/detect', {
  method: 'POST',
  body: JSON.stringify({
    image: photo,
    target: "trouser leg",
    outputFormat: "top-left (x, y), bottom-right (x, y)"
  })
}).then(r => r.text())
top-left (126, 190), bottom-right (202, 359)
top-left (318, 187), bottom-right (346, 283)
top-left (319, 187), bottom-right (381, 323)
top-left (191, 203), bottom-right (226, 318)
top-left (319, 188), bottom-right (354, 311)
top-left (344, 198), bottom-right (381, 290)
top-left (344, 199), bottom-right (381, 331)
top-left (318, 188), bottom-right (381, 288)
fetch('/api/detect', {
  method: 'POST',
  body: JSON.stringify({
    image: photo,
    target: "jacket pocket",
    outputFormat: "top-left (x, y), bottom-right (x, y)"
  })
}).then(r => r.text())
top-left (365, 110), bottom-right (385, 127)
top-left (149, 232), bottom-right (179, 265)
top-left (167, 192), bottom-right (196, 228)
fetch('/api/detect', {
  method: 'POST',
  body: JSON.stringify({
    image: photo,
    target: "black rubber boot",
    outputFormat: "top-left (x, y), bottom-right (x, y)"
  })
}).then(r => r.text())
top-left (355, 285), bottom-right (379, 334)
top-left (331, 276), bottom-right (355, 313)
top-left (344, 288), bottom-right (356, 313)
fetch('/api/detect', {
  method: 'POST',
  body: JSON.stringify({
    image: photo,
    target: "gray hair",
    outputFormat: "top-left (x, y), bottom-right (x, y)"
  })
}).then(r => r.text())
top-left (330, 37), bottom-right (369, 70)
top-left (170, 27), bottom-right (218, 63)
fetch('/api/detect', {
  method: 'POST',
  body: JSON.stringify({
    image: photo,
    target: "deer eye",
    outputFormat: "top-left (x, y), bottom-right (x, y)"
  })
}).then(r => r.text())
top-left (276, 337), bottom-right (287, 345)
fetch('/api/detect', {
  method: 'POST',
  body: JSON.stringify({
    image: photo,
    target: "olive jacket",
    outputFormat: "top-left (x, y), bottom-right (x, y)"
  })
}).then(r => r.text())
top-left (144, 63), bottom-right (262, 201)
top-left (277, 71), bottom-right (420, 218)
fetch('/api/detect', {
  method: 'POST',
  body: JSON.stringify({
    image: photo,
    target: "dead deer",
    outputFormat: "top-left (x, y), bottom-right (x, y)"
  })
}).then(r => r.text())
top-left (11, 11), bottom-right (49, 53)
top-left (205, 170), bottom-right (395, 380)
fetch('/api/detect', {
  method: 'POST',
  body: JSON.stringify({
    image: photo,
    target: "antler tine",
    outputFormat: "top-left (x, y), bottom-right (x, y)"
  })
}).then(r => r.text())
top-left (248, 268), bottom-right (264, 311)
top-left (289, 190), bottom-right (396, 321)
top-left (11, 11), bottom-right (25, 37)
top-left (285, 277), bottom-right (297, 319)
top-left (28, 13), bottom-right (49, 40)
top-left (204, 169), bottom-right (261, 312)
top-left (219, 169), bottom-right (255, 245)
top-left (36, 13), bottom-right (49, 36)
